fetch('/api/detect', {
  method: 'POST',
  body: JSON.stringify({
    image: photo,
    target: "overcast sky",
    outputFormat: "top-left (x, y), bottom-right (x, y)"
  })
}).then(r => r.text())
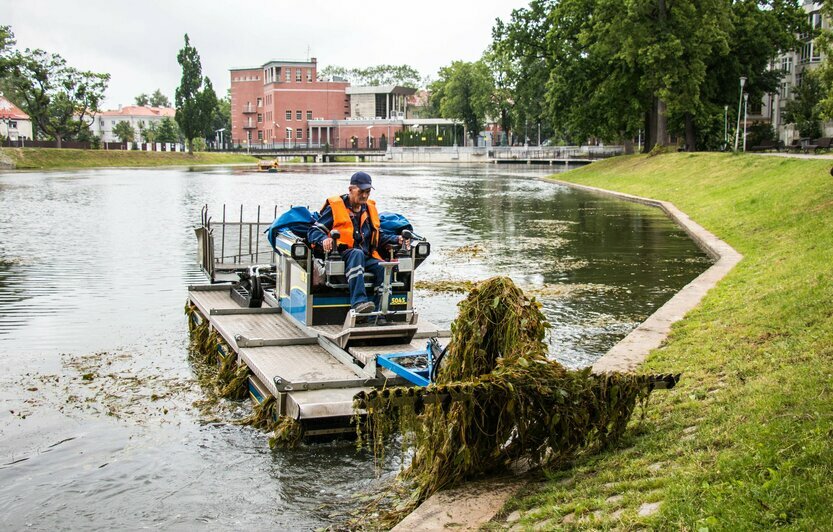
top-left (4, 0), bottom-right (530, 109)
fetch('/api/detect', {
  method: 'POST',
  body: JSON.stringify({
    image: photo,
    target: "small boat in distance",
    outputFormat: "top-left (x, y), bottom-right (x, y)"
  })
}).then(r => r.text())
top-left (256, 159), bottom-right (281, 173)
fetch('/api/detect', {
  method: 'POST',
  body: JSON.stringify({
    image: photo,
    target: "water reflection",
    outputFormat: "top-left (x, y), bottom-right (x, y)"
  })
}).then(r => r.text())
top-left (0, 164), bottom-right (709, 528)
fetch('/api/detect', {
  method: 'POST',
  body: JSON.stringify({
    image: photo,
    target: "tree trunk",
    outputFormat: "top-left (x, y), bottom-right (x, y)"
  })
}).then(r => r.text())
top-left (684, 113), bottom-right (697, 151)
top-left (500, 108), bottom-right (510, 146)
top-left (655, 98), bottom-right (668, 148)
top-left (56, 134), bottom-right (63, 149)
top-left (623, 136), bottom-right (634, 155)
top-left (645, 107), bottom-right (656, 152)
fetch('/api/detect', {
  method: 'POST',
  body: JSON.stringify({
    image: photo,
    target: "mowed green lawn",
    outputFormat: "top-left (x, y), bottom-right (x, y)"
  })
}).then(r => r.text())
top-left (1, 147), bottom-right (259, 169)
top-left (503, 153), bottom-right (833, 530)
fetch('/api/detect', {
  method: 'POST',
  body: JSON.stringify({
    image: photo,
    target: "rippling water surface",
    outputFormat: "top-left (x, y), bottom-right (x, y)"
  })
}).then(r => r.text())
top-left (0, 164), bottom-right (709, 529)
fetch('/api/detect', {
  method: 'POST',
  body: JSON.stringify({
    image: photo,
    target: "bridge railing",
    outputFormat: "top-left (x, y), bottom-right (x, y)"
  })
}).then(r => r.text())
top-left (491, 146), bottom-right (624, 160)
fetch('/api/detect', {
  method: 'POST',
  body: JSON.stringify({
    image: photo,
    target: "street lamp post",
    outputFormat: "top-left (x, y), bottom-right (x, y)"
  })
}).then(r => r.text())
top-left (733, 76), bottom-right (747, 152)
top-left (723, 105), bottom-right (729, 148)
top-left (742, 92), bottom-right (749, 152)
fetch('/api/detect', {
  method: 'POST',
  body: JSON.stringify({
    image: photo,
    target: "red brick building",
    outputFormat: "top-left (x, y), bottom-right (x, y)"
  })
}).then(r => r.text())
top-left (230, 58), bottom-right (350, 147)
top-left (230, 58), bottom-right (424, 149)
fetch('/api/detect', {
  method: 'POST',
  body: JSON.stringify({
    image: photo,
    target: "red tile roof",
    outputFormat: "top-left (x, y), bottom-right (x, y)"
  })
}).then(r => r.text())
top-left (0, 95), bottom-right (30, 120)
top-left (98, 106), bottom-right (176, 117)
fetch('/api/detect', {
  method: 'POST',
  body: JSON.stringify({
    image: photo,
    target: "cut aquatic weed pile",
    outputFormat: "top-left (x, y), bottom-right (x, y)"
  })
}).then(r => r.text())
top-left (356, 276), bottom-right (667, 525)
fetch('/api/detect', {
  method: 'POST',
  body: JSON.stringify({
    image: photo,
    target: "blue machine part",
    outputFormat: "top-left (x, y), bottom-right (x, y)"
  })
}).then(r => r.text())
top-left (376, 341), bottom-right (434, 387)
top-left (281, 287), bottom-right (308, 324)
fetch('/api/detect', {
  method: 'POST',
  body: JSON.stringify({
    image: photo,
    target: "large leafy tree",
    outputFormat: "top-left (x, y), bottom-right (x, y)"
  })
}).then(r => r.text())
top-left (156, 117), bottom-right (181, 143)
top-left (135, 89), bottom-right (171, 108)
top-left (174, 34), bottom-right (215, 153)
top-left (495, 0), bottom-right (803, 151)
top-left (112, 120), bottom-right (136, 143)
top-left (490, 0), bottom-right (555, 145)
top-left (693, 0), bottom-right (805, 150)
top-left (319, 64), bottom-right (422, 88)
top-left (0, 26), bottom-right (14, 76)
top-left (430, 60), bottom-right (494, 145)
top-left (783, 69), bottom-right (823, 138)
top-left (207, 89), bottom-right (231, 145)
top-left (5, 46), bottom-right (108, 147)
top-left (149, 89), bottom-right (170, 107)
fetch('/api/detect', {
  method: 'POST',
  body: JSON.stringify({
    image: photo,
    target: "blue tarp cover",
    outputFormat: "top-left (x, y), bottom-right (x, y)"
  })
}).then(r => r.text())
top-left (265, 206), bottom-right (319, 250)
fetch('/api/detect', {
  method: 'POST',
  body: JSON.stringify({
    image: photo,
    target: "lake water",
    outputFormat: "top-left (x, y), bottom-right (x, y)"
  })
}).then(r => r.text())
top-left (0, 164), bottom-right (709, 529)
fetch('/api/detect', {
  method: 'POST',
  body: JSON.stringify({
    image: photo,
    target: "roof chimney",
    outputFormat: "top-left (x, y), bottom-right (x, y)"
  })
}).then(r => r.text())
top-left (311, 57), bottom-right (317, 64)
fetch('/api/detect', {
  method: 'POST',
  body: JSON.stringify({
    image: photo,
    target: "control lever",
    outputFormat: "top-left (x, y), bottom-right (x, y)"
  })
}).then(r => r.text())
top-left (396, 229), bottom-right (414, 273)
top-left (328, 229), bottom-right (342, 260)
top-left (325, 229), bottom-right (345, 278)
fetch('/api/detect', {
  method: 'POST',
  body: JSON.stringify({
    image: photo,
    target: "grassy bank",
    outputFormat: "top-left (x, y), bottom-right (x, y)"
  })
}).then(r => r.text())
top-left (503, 153), bottom-right (833, 530)
top-left (0, 147), bottom-right (259, 169)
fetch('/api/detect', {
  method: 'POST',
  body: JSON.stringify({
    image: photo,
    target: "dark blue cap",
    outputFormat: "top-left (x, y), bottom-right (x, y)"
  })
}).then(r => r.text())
top-left (350, 171), bottom-right (374, 190)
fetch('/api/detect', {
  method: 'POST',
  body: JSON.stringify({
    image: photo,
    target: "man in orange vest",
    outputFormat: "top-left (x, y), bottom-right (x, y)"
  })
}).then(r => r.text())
top-left (308, 171), bottom-right (405, 314)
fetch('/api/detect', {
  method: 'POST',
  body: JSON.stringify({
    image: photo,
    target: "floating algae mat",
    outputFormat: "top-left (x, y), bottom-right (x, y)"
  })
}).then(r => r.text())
top-left (185, 303), bottom-right (303, 446)
top-left (355, 277), bottom-right (673, 525)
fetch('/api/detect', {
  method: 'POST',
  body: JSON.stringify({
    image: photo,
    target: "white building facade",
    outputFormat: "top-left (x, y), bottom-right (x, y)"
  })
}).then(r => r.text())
top-left (90, 105), bottom-right (176, 143)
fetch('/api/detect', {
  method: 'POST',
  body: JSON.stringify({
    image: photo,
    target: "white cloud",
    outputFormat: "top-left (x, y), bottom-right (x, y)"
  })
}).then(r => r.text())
top-left (4, 0), bottom-right (529, 108)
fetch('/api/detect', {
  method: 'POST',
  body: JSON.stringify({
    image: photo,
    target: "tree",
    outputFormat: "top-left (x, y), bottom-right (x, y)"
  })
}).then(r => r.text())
top-left (197, 77), bottom-right (218, 140)
top-left (113, 120), bottom-right (136, 143)
top-left (141, 120), bottom-right (159, 143)
top-left (783, 69), bottom-right (823, 139)
top-left (319, 64), bottom-right (422, 87)
top-left (156, 117), bottom-right (181, 143)
top-left (149, 89), bottom-right (170, 107)
top-left (135, 89), bottom-right (170, 108)
top-left (5, 47), bottom-right (109, 147)
top-left (430, 61), bottom-right (494, 145)
top-left (174, 34), bottom-right (215, 153)
top-left (490, 0), bottom-right (555, 145)
top-left (208, 89), bottom-right (231, 145)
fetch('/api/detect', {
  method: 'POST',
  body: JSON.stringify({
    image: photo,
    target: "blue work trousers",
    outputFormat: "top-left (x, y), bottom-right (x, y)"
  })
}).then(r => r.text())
top-left (343, 248), bottom-right (385, 308)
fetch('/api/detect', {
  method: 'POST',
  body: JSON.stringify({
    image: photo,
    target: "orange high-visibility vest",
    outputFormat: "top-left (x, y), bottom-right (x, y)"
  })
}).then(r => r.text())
top-left (325, 195), bottom-right (384, 260)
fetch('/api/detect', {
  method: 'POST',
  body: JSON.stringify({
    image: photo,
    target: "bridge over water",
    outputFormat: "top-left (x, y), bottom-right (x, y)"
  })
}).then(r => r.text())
top-left (219, 145), bottom-right (625, 164)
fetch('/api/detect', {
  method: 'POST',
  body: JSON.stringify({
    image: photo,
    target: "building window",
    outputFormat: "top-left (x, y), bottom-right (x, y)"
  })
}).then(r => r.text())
top-left (296, 110), bottom-right (302, 120)
top-left (285, 68), bottom-right (291, 82)
top-left (782, 56), bottom-right (792, 73)
top-left (257, 113), bottom-right (263, 123)
top-left (257, 130), bottom-right (263, 140)
top-left (295, 68), bottom-right (302, 82)
top-left (781, 82), bottom-right (791, 99)
top-left (9, 120), bottom-right (16, 128)
top-left (257, 97), bottom-right (262, 107)
top-left (306, 68), bottom-right (312, 82)
top-left (286, 110), bottom-right (292, 120)
top-left (296, 128), bottom-right (303, 139)
top-left (100, 119), bottom-right (104, 127)
top-left (286, 128), bottom-right (293, 139)
top-left (306, 110), bottom-right (312, 120)
top-left (810, 11), bottom-right (822, 30)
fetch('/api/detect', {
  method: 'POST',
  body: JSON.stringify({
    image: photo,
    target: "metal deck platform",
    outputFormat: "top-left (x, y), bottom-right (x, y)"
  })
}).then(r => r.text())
top-left (188, 284), bottom-right (450, 429)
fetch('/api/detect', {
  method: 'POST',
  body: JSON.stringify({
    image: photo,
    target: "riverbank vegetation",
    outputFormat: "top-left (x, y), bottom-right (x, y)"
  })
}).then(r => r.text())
top-left (0, 147), bottom-right (258, 169)
top-left (500, 152), bottom-right (833, 529)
